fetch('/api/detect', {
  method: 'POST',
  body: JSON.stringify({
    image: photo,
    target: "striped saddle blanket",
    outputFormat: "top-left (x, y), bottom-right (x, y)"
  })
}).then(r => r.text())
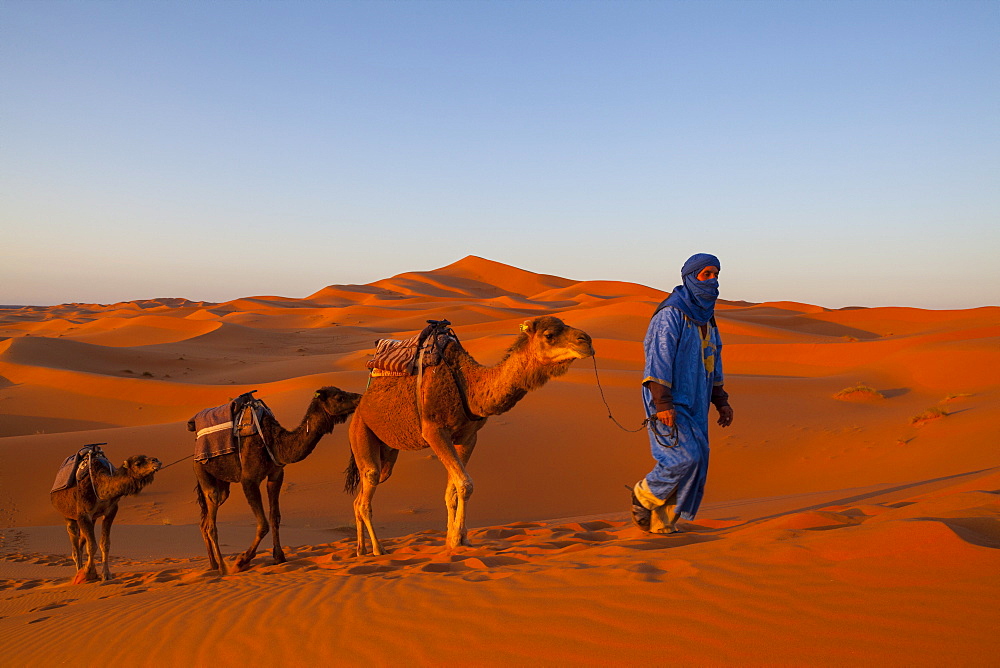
top-left (366, 320), bottom-right (457, 377)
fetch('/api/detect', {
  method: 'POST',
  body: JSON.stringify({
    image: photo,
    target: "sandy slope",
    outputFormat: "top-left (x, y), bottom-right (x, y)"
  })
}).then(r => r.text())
top-left (1, 255), bottom-right (998, 665)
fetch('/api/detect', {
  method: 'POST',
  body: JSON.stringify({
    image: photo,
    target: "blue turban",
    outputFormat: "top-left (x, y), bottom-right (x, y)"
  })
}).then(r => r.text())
top-left (653, 253), bottom-right (721, 325)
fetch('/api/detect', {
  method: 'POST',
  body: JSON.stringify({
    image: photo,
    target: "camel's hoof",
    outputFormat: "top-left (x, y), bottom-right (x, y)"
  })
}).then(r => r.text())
top-left (100, 573), bottom-right (114, 582)
top-left (273, 551), bottom-right (286, 564)
top-left (72, 569), bottom-right (97, 585)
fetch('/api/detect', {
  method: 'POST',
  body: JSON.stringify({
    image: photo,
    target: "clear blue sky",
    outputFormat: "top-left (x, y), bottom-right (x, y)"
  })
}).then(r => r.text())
top-left (3, 0), bottom-right (997, 309)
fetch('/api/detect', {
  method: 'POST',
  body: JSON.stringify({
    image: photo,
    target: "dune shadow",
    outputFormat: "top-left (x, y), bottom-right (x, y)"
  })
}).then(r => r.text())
top-left (936, 517), bottom-right (1000, 549)
top-left (0, 375), bottom-right (16, 390)
top-left (618, 534), bottom-right (722, 551)
top-left (881, 387), bottom-right (910, 399)
top-left (737, 467), bottom-right (1000, 526)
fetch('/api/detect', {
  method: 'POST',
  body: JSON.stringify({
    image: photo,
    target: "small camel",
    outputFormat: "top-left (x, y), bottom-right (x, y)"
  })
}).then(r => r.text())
top-left (50, 452), bottom-right (162, 583)
top-left (194, 386), bottom-right (361, 573)
top-left (346, 315), bottom-right (594, 556)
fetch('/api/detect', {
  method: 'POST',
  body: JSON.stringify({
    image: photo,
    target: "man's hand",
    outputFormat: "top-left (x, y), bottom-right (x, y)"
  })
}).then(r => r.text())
top-left (655, 409), bottom-right (675, 427)
top-left (717, 405), bottom-right (734, 427)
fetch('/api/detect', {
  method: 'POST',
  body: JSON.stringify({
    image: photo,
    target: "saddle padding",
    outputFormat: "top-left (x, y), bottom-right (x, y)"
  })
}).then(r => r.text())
top-left (51, 453), bottom-right (81, 493)
top-left (190, 403), bottom-right (239, 462)
top-left (366, 332), bottom-right (456, 374)
top-left (50, 445), bottom-right (114, 493)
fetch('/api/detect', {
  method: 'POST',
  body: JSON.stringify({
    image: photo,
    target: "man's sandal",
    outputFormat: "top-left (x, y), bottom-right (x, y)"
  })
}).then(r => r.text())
top-left (630, 491), bottom-right (651, 531)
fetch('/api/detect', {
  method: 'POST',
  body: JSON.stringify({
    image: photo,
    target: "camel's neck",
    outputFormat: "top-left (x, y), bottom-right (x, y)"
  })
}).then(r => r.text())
top-left (456, 345), bottom-right (565, 417)
top-left (93, 468), bottom-right (155, 500)
top-left (263, 400), bottom-right (337, 465)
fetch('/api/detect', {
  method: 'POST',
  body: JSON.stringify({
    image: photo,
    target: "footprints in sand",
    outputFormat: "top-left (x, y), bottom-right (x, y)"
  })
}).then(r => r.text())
top-left (0, 517), bottom-right (726, 596)
top-left (0, 551), bottom-right (75, 567)
top-left (30, 598), bottom-right (76, 612)
top-left (265, 519), bottom-right (706, 582)
top-left (0, 528), bottom-right (27, 552)
top-left (4, 492), bottom-right (996, 615)
top-left (344, 554), bottom-right (532, 578)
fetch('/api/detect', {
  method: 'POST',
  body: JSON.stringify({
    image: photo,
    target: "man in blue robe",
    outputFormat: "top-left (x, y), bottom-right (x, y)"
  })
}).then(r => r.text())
top-left (632, 253), bottom-right (734, 533)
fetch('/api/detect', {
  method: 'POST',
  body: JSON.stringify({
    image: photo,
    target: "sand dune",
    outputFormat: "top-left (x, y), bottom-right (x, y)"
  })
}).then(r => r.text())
top-left (1, 256), bottom-right (998, 665)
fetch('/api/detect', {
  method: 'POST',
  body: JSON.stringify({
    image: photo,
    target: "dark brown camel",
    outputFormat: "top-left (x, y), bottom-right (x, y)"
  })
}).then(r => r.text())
top-left (346, 315), bottom-right (594, 556)
top-left (194, 386), bottom-right (361, 573)
top-left (50, 453), bottom-right (162, 583)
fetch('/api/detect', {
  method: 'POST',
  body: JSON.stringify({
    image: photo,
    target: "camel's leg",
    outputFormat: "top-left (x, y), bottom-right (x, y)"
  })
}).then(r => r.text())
top-left (354, 501), bottom-right (366, 557)
top-left (422, 424), bottom-right (473, 551)
top-left (447, 435), bottom-right (478, 547)
top-left (354, 469), bottom-right (384, 557)
top-left (98, 504), bottom-right (119, 581)
top-left (65, 520), bottom-right (83, 570)
top-left (350, 415), bottom-right (385, 557)
top-left (74, 516), bottom-right (98, 584)
top-left (235, 478), bottom-right (268, 571)
top-left (197, 479), bottom-right (230, 573)
top-left (267, 468), bottom-right (285, 564)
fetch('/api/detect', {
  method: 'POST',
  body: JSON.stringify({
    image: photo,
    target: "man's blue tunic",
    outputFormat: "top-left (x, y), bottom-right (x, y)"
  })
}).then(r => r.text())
top-left (641, 305), bottom-right (724, 520)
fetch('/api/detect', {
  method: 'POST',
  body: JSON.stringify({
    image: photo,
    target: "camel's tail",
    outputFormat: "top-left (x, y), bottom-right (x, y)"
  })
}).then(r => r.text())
top-left (344, 454), bottom-right (360, 495)
top-left (194, 483), bottom-right (207, 520)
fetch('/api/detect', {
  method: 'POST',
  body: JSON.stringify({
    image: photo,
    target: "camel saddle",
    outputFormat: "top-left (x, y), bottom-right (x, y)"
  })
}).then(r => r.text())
top-left (366, 320), bottom-right (458, 377)
top-left (51, 443), bottom-right (114, 493)
top-left (188, 391), bottom-right (274, 462)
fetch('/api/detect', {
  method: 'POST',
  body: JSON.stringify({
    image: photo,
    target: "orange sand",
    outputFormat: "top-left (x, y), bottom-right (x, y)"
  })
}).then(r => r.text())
top-left (1, 256), bottom-right (998, 665)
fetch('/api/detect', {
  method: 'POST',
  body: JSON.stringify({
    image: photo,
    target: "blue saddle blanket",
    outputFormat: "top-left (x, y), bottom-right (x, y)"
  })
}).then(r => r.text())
top-left (51, 444), bottom-right (114, 493)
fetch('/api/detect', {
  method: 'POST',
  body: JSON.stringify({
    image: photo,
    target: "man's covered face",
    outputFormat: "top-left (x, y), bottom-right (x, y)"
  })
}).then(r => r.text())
top-left (695, 265), bottom-right (719, 282)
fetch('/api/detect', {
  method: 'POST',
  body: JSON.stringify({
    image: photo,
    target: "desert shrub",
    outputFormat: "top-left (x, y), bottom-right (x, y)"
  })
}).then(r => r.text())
top-left (834, 383), bottom-right (884, 401)
top-left (911, 407), bottom-right (948, 424)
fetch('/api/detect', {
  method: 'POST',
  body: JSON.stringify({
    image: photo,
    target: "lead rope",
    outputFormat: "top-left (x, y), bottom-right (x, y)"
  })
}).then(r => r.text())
top-left (590, 357), bottom-right (678, 448)
top-left (159, 454), bottom-right (194, 470)
top-left (590, 356), bottom-right (648, 433)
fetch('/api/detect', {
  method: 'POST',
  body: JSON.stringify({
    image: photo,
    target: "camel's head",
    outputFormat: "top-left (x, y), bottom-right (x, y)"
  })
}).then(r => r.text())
top-left (120, 455), bottom-right (162, 479)
top-left (314, 386), bottom-right (363, 423)
top-left (518, 316), bottom-right (595, 367)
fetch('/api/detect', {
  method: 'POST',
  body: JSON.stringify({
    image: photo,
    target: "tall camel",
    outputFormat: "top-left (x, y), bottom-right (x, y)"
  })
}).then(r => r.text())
top-left (50, 452), bottom-right (162, 583)
top-left (346, 315), bottom-right (594, 556)
top-left (194, 386), bottom-right (360, 573)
